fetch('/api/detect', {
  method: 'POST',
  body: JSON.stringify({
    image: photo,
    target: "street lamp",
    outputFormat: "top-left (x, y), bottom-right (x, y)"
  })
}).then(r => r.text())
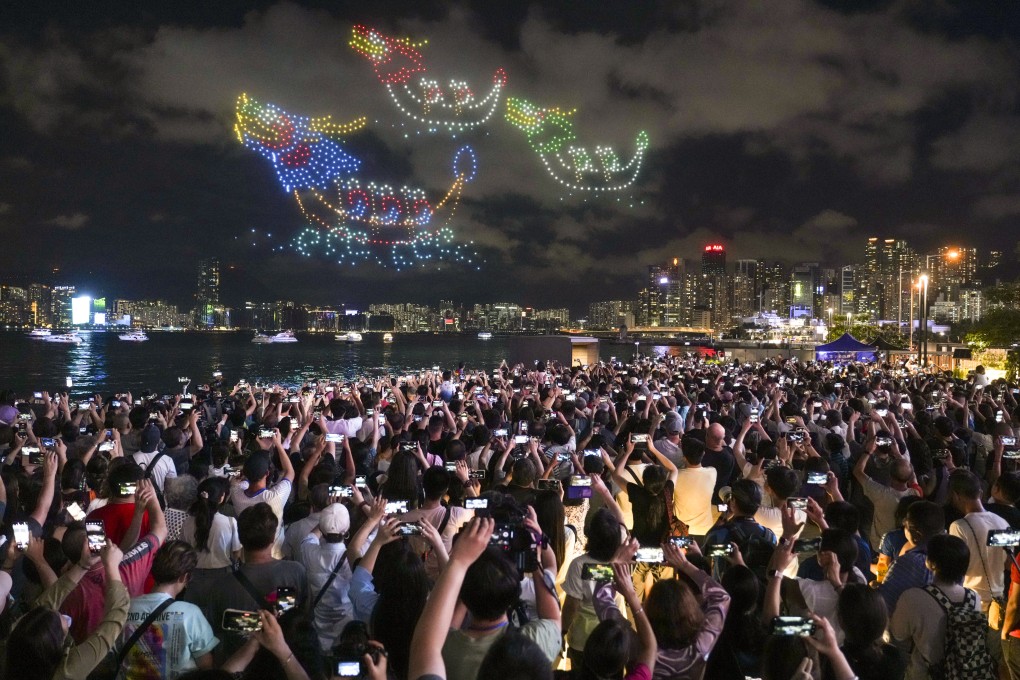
top-left (826, 307), bottom-right (833, 337)
top-left (919, 274), bottom-right (929, 367)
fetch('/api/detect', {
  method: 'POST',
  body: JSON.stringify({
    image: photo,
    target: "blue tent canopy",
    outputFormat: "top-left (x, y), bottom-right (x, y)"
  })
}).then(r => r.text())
top-left (815, 333), bottom-right (877, 362)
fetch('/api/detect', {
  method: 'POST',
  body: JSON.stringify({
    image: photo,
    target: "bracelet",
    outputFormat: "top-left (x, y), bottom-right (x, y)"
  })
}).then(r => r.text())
top-left (632, 606), bottom-right (644, 616)
top-left (281, 652), bottom-right (294, 665)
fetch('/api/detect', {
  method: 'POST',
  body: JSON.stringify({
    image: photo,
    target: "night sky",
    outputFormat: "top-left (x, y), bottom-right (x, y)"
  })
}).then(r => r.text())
top-left (2, 1), bottom-right (1019, 314)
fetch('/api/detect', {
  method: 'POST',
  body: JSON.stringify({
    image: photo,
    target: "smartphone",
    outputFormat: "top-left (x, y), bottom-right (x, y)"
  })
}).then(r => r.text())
top-left (222, 609), bottom-right (263, 633)
top-left (13, 522), bottom-right (30, 551)
top-left (258, 428), bottom-right (275, 439)
top-left (788, 497), bottom-right (808, 511)
top-left (635, 547), bottom-right (664, 563)
top-left (875, 436), bottom-right (894, 447)
top-left (716, 503), bottom-right (729, 513)
top-left (432, 400), bottom-right (443, 407)
top-left (670, 536), bottom-right (694, 549)
top-left (749, 413), bottom-right (759, 424)
top-left (179, 402), bottom-right (193, 411)
top-left (111, 400), bottom-right (122, 408)
top-left (86, 521), bottom-right (106, 554)
top-left (213, 371), bottom-right (223, 378)
top-left (705, 543), bottom-right (735, 557)
top-left (494, 428), bottom-right (508, 437)
top-left (632, 434), bottom-right (649, 444)
top-left (355, 475), bottom-right (367, 488)
top-left (40, 437), bottom-right (56, 449)
top-left (335, 660), bottom-right (361, 677)
top-left (469, 469), bottom-right (486, 480)
top-left (275, 586), bottom-right (297, 613)
top-left (465, 498), bottom-right (489, 510)
top-left (806, 472), bottom-right (828, 485)
top-left (118, 483), bottom-right (137, 496)
top-left (385, 500), bottom-right (409, 515)
top-left (329, 485), bottom-right (353, 499)
top-left (581, 563), bottom-right (615, 581)
top-left (66, 502), bottom-right (86, 521)
top-left (537, 479), bottom-right (560, 491)
top-left (794, 538), bottom-right (822, 554)
top-left (771, 615), bottom-right (816, 637)
top-left (785, 416), bottom-right (798, 425)
top-left (514, 435), bottom-right (529, 445)
top-left (229, 430), bottom-right (240, 444)
top-left (445, 461), bottom-right (457, 472)
top-left (22, 446), bottom-right (44, 465)
top-left (33, 392), bottom-right (42, 400)
top-left (987, 529), bottom-right (1020, 548)
top-left (1002, 436), bottom-right (1017, 448)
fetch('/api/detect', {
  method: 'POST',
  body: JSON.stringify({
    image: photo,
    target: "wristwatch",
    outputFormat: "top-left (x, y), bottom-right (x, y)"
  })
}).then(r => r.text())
top-left (767, 568), bottom-right (783, 579)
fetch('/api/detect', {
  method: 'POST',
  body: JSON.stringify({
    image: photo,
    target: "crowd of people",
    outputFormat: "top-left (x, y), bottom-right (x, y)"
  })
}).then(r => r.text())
top-left (0, 354), bottom-right (1018, 680)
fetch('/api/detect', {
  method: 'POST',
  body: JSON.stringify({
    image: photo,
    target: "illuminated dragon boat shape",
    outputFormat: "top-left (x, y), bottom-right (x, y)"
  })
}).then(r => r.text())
top-left (505, 96), bottom-right (649, 192)
top-left (350, 25), bottom-right (507, 132)
top-left (235, 94), bottom-right (478, 268)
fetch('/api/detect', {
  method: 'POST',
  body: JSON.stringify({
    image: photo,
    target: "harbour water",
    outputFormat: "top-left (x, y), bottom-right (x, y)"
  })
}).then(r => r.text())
top-left (0, 331), bottom-right (644, 396)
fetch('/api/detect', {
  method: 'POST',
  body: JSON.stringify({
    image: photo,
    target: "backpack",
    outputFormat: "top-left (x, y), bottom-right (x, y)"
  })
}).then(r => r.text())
top-left (924, 585), bottom-right (996, 680)
top-left (725, 520), bottom-right (777, 579)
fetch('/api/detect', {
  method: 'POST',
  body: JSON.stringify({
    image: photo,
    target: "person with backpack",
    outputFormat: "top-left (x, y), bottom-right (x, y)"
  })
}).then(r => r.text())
top-left (704, 479), bottom-right (777, 580)
top-left (890, 533), bottom-right (996, 680)
top-left (610, 439), bottom-right (678, 599)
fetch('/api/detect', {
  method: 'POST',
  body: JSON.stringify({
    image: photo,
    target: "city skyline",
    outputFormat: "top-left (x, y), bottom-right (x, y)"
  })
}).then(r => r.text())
top-left (0, 236), bottom-right (1013, 332)
top-left (2, 3), bottom-right (1020, 310)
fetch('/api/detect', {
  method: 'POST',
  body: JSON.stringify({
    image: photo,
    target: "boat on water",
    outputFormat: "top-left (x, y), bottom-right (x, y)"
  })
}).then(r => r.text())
top-left (477, 331), bottom-right (493, 340)
top-left (118, 330), bottom-right (149, 342)
top-left (44, 332), bottom-right (82, 344)
top-left (336, 332), bottom-right (363, 343)
top-left (382, 333), bottom-right (393, 343)
top-left (254, 331), bottom-right (298, 344)
top-left (28, 328), bottom-right (52, 338)
top-left (270, 331), bottom-right (298, 343)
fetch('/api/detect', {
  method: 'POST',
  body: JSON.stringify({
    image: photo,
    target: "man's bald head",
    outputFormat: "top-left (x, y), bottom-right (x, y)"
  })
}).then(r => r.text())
top-left (707, 423), bottom-right (725, 450)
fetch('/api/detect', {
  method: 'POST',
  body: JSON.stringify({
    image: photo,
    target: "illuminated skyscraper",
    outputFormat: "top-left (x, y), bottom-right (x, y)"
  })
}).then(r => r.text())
top-left (701, 245), bottom-right (726, 277)
top-left (195, 258), bottom-right (220, 328)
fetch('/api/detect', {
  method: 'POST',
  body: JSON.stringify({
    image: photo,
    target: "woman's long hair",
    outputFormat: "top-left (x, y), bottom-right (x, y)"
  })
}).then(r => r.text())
top-left (5, 606), bottom-right (66, 680)
top-left (370, 540), bottom-right (430, 678)
top-left (188, 477), bottom-right (230, 552)
top-left (533, 490), bottom-right (566, 570)
top-left (380, 449), bottom-right (421, 508)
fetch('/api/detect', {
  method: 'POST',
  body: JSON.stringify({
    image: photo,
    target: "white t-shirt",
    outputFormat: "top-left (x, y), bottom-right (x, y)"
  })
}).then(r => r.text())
top-left (674, 466), bottom-right (717, 536)
top-left (181, 513), bottom-right (241, 569)
top-left (949, 511), bottom-right (1010, 609)
top-left (283, 513), bottom-right (320, 561)
top-left (133, 450), bottom-right (177, 492)
top-left (230, 478), bottom-right (293, 558)
top-left (117, 593), bottom-right (218, 679)
top-left (861, 477), bottom-right (918, 547)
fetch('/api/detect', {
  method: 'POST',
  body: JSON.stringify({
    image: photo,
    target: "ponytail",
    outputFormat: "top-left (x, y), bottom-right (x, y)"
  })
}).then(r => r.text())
top-left (189, 477), bottom-right (230, 552)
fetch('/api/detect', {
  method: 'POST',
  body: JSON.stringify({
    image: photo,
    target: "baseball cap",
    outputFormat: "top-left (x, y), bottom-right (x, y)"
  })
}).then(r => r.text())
top-left (319, 503), bottom-right (351, 535)
top-left (0, 405), bottom-right (17, 426)
top-left (140, 424), bottom-right (161, 454)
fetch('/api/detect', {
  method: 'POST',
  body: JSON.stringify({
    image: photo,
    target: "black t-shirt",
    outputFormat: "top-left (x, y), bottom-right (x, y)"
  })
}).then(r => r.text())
top-left (626, 481), bottom-right (668, 546)
top-left (702, 446), bottom-right (737, 503)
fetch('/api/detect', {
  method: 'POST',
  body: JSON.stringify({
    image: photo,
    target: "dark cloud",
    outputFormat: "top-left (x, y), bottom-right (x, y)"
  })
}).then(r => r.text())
top-left (0, 0), bottom-right (1019, 314)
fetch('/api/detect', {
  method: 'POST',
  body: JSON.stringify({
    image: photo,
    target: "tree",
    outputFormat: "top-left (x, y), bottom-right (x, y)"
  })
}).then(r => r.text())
top-left (824, 314), bottom-right (901, 344)
top-left (966, 307), bottom-right (1020, 348)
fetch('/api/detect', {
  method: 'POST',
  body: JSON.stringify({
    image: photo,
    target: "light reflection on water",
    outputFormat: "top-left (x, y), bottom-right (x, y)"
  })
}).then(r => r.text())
top-left (1, 331), bottom-right (648, 396)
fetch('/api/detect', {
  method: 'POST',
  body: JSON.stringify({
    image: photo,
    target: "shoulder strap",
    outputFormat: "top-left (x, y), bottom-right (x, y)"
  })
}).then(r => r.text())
top-left (625, 466), bottom-right (642, 486)
top-left (437, 504), bottom-right (454, 535)
top-left (961, 517), bottom-right (996, 594)
top-left (924, 584), bottom-right (952, 612)
top-left (143, 450), bottom-right (169, 480)
top-left (313, 550), bottom-right (349, 609)
top-left (116, 597), bottom-right (175, 666)
top-left (232, 566), bottom-right (273, 611)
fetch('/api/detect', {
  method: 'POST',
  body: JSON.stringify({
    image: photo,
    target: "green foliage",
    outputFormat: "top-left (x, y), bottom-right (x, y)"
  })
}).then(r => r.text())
top-left (966, 307), bottom-right (1020, 348)
top-left (1007, 350), bottom-right (1020, 384)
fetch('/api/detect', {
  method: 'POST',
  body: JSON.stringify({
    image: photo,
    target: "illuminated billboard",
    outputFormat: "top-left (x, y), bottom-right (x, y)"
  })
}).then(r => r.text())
top-left (71, 296), bottom-right (92, 325)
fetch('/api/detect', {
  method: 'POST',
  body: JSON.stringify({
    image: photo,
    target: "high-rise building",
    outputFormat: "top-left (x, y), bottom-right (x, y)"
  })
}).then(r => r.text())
top-left (839, 266), bottom-right (856, 316)
top-left (588, 300), bottom-right (638, 330)
top-left (644, 260), bottom-right (682, 327)
top-left (761, 262), bottom-right (788, 315)
top-left (730, 273), bottom-right (755, 319)
top-left (701, 245), bottom-right (726, 277)
top-left (789, 264), bottom-right (818, 318)
top-left (51, 285), bottom-right (76, 327)
top-left (28, 283), bottom-right (52, 326)
top-left (863, 237), bottom-right (915, 322)
top-left (195, 258), bottom-right (220, 327)
top-left (735, 259), bottom-right (763, 311)
top-left (930, 246), bottom-right (977, 301)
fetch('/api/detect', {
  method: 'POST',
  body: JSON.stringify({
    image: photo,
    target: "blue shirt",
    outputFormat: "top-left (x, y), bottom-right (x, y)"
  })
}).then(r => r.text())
top-left (878, 547), bottom-right (932, 612)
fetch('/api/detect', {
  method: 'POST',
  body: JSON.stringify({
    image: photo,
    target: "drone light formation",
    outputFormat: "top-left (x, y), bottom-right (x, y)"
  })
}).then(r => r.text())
top-left (350, 25), bottom-right (507, 133)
